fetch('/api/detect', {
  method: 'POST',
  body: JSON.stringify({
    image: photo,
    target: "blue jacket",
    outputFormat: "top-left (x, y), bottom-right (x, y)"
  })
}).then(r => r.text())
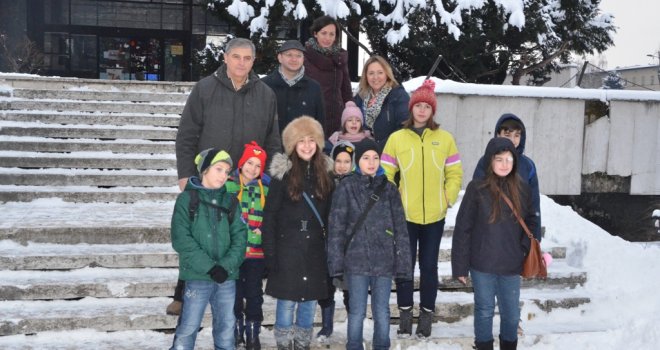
top-left (327, 172), bottom-right (412, 280)
top-left (472, 113), bottom-right (541, 240)
top-left (354, 85), bottom-right (410, 147)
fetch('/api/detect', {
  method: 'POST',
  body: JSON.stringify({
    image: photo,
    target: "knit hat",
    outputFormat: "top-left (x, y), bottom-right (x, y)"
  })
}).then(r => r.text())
top-left (353, 138), bottom-right (381, 162)
top-left (195, 148), bottom-right (232, 174)
top-left (281, 116), bottom-right (325, 156)
top-left (408, 79), bottom-right (437, 115)
top-left (341, 101), bottom-right (363, 128)
top-left (331, 140), bottom-right (355, 161)
top-left (238, 141), bottom-right (267, 177)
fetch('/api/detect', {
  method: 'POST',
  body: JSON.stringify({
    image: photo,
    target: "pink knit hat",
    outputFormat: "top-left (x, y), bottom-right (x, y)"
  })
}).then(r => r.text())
top-left (408, 79), bottom-right (437, 115)
top-left (341, 101), bottom-right (363, 127)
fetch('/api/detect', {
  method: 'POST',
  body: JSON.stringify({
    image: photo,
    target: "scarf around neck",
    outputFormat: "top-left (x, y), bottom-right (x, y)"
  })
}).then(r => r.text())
top-left (365, 86), bottom-right (392, 130)
top-left (306, 37), bottom-right (340, 56)
top-left (278, 65), bottom-right (305, 87)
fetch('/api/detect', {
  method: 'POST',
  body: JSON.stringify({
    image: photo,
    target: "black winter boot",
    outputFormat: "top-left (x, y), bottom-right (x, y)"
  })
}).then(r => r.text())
top-left (499, 336), bottom-right (518, 350)
top-left (415, 307), bottom-right (434, 338)
top-left (234, 316), bottom-right (246, 348)
top-left (397, 307), bottom-right (413, 336)
top-left (245, 321), bottom-right (261, 350)
top-left (316, 301), bottom-right (335, 338)
top-left (473, 339), bottom-right (494, 350)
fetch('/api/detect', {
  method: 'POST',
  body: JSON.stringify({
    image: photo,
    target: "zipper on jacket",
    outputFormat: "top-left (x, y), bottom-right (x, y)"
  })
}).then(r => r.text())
top-left (420, 131), bottom-right (426, 224)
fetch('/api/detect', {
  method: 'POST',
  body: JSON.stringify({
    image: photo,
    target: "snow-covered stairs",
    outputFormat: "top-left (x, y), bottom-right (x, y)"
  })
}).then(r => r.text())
top-left (0, 75), bottom-right (593, 349)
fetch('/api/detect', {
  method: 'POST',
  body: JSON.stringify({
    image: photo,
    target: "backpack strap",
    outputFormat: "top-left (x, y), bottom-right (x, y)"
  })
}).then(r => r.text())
top-left (187, 190), bottom-right (240, 223)
top-left (187, 190), bottom-right (200, 221)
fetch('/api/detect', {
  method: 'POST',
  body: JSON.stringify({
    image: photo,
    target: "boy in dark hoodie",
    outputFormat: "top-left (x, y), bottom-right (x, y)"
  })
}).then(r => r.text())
top-left (473, 113), bottom-right (541, 241)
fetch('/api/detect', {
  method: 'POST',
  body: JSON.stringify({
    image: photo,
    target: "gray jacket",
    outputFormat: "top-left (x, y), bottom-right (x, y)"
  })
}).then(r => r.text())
top-left (176, 65), bottom-right (281, 179)
top-left (327, 173), bottom-right (412, 280)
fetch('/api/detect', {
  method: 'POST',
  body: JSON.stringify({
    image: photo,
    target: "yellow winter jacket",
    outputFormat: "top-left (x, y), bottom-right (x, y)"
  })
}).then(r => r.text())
top-left (381, 127), bottom-right (463, 224)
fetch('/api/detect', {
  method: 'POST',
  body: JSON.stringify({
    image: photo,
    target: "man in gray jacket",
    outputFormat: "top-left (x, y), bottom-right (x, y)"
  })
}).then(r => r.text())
top-left (176, 37), bottom-right (281, 190)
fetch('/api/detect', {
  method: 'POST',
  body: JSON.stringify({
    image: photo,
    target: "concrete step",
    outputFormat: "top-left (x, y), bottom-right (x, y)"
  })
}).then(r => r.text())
top-left (0, 241), bottom-right (566, 270)
top-left (0, 111), bottom-right (181, 127)
top-left (11, 88), bottom-right (188, 103)
top-left (0, 74), bottom-right (194, 93)
top-left (0, 168), bottom-right (177, 187)
top-left (0, 138), bottom-right (174, 153)
top-left (0, 152), bottom-right (175, 169)
top-left (0, 262), bottom-right (586, 301)
top-left (0, 125), bottom-right (177, 140)
top-left (0, 289), bottom-right (591, 336)
top-left (0, 186), bottom-right (178, 203)
top-left (4, 99), bottom-right (183, 114)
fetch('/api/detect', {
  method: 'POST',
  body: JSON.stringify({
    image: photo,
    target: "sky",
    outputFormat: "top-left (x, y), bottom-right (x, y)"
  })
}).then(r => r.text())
top-left (597, 0), bottom-right (660, 69)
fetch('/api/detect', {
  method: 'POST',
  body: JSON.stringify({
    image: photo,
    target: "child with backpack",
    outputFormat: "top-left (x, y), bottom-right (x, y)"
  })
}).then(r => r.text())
top-left (169, 148), bottom-right (247, 350)
top-left (327, 138), bottom-right (412, 350)
top-left (225, 141), bottom-right (270, 350)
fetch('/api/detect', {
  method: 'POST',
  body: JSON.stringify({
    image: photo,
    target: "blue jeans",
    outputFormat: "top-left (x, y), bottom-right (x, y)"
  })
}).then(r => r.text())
top-left (470, 269), bottom-right (521, 343)
top-left (396, 220), bottom-right (445, 310)
top-left (274, 299), bottom-right (317, 330)
top-left (346, 274), bottom-right (392, 350)
top-left (170, 280), bottom-right (236, 350)
top-left (234, 259), bottom-right (265, 322)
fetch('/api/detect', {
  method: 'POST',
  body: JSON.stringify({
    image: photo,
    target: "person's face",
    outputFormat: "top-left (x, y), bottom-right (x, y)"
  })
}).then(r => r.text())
top-left (314, 24), bottom-right (337, 48)
top-left (412, 102), bottom-right (433, 127)
top-left (277, 49), bottom-right (304, 74)
top-left (498, 128), bottom-right (522, 148)
top-left (358, 150), bottom-right (380, 176)
top-left (344, 116), bottom-right (362, 135)
top-left (224, 46), bottom-right (254, 81)
top-left (334, 152), bottom-right (352, 175)
top-left (491, 151), bottom-right (514, 177)
top-left (241, 157), bottom-right (262, 182)
top-left (366, 61), bottom-right (387, 93)
top-left (201, 162), bottom-right (231, 189)
top-left (295, 136), bottom-right (317, 161)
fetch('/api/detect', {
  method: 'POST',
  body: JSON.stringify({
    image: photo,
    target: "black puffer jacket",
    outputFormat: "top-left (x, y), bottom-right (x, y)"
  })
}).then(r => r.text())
top-left (261, 153), bottom-right (333, 301)
top-left (327, 173), bottom-right (412, 280)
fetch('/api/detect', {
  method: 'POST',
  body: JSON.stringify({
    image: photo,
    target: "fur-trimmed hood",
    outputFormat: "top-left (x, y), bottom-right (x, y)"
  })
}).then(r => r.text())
top-left (268, 152), bottom-right (334, 180)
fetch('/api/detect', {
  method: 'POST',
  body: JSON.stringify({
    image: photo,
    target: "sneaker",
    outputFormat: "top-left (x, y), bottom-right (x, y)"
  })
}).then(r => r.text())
top-left (166, 300), bottom-right (182, 316)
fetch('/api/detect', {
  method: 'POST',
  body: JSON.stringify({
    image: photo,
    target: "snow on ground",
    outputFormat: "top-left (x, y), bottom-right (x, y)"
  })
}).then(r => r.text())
top-left (0, 195), bottom-right (658, 349)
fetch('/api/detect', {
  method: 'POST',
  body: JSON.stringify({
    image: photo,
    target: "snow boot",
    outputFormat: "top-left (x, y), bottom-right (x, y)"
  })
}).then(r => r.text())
top-left (274, 326), bottom-right (293, 350)
top-left (165, 300), bottom-right (182, 316)
top-left (234, 316), bottom-right (246, 348)
top-left (499, 336), bottom-right (518, 350)
top-left (473, 339), bottom-right (494, 350)
top-left (245, 320), bottom-right (261, 350)
top-left (415, 307), bottom-right (434, 338)
top-left (293, 325), bottom-right (313, 350)
top-left (397, 307), bottom-right (413, 336)
top-left (316, 301), bottom-right (335, 338)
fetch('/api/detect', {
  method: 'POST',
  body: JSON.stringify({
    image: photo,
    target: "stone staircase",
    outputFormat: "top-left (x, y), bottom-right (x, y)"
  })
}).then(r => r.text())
top-left (0, 75), bottom-right (591, 349)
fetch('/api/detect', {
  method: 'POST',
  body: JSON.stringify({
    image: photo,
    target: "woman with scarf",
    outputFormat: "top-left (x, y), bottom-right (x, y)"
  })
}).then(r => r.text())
top-left (354, 55), bottom-right (410, 148)
top-left (304, 16), bottom-right (353, 137)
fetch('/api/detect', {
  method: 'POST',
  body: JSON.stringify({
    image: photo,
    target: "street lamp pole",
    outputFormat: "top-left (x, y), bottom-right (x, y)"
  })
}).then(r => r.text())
top-left (647, 50), bottom-right (660, 89)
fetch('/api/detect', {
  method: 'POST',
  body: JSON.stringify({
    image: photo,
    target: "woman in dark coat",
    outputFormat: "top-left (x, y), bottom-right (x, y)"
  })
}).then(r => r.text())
top-left (304, 16), bottom-right (353, 137)
top-left (262, 116), bottom-right (334, 350)
top-left (354, 55), bottom-right (410, 147)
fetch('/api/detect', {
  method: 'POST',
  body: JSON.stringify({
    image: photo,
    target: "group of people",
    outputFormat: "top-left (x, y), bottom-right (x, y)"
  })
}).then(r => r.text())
top-left (168, 15), bottom-right (541, 350)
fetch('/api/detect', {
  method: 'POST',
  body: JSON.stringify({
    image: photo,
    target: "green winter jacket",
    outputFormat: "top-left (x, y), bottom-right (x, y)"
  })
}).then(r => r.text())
top-left (171, 178), bottom-right (247, 281)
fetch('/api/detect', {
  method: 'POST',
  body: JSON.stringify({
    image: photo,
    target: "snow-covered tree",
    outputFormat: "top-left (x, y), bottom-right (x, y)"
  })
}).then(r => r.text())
top-left (602, 70), bottom-right (624, 90)
top-left (206, 0), bottom-right (615, 84)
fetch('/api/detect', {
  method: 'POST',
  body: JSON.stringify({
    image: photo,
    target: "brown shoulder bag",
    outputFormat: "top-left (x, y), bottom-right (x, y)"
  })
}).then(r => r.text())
top-left (501, 193), bottom-right (547, 279)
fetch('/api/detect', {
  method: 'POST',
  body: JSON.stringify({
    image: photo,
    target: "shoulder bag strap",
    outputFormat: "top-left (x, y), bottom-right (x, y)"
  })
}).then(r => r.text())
top-left (344, 179), bottom-right (389, 255)
top-left (501, 192), bottom-right (534, 241)
top-left (302, 191), bottom-right (324, 229)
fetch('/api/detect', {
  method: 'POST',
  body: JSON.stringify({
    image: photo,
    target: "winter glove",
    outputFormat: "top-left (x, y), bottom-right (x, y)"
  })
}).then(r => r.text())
top-left (208, 265), bottom-right (229, 284)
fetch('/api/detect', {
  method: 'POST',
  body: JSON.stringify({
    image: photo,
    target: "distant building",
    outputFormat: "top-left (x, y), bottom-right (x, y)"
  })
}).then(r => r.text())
top-left (0, 0), bottom-right (236, 81)
top-left (580, 64), bottom-right (660, 91)
top-left (503, 64), bottom-right (580, 88)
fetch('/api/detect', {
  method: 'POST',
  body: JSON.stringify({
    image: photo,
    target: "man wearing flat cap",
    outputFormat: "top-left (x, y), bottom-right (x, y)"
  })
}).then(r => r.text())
top-left (262, 40), bottom-right (325, 133)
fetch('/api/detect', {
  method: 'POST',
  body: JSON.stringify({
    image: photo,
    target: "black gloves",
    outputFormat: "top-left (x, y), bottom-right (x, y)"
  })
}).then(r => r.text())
top-left (208, 265), bottom-right (229, 284)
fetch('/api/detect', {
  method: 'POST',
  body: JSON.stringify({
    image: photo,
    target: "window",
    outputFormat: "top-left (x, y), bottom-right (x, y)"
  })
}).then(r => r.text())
top-left (43, 32), bottom-right (70, 71)
top-left (70, 35), bottom-right (97, 73)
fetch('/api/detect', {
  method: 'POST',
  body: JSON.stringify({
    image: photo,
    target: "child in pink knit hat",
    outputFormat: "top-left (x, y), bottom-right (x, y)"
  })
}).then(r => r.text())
top-left (326, 101), bottom-right (373, 152)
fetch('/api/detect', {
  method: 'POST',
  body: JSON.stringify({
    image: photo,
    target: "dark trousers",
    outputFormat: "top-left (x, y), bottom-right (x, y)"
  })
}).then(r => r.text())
top-left (234, 259), bottom-right (265, 322)
top-left (396, 219), bottom-right (445, 311)
top-left (173, 279), bottom-right (185, 302)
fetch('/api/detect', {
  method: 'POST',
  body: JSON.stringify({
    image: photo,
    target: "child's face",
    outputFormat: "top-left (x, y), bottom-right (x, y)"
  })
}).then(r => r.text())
top-left (491, 151), bottom-right (514, 178)
top-left (412, 102), bottom-right (433, 127)
top-left (334, 152), bottom-right (352, 175)
top-left (344, 116), bottom-right (362, 135)
top-left (358, 150), bottom-right (380, 176)
top-left (202, 162), bottom-right (232, 189)
top-left (295, 136), bottom-right (317, 161)
top-left (498, 128), bottom-right (521, 148)
top-left (241, 157), bottom-right (262, 182)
